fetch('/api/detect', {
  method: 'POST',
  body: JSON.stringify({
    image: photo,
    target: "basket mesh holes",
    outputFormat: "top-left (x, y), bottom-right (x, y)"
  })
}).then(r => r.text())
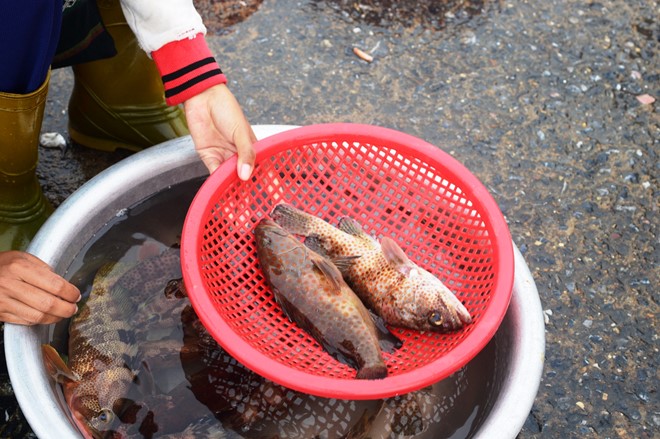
top-left (190, 133), bottom-right (511, 383)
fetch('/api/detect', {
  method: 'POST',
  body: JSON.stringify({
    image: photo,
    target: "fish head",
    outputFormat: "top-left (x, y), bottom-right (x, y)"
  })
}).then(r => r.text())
top-left (254, 218), bottom-right (284, 241)
top-left (402, 268), bottom-right (472, 333)
top-left (63, 369), bottom-right (134, 439)
top-left (255, 219), bottom-right (290, 252)
top-left (42, 344), bottom-right (124, 438)
top-left (255, 219), bottom-right (306, 268)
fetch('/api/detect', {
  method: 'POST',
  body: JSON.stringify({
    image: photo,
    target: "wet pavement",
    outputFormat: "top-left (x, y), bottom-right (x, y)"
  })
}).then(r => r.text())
top-left (1, 0), bottom-right (658, 437)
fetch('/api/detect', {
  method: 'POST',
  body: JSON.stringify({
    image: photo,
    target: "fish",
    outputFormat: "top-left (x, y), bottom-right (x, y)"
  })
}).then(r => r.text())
top-left (42, 244), bottom-right (385, 438)
top-left (42, 240), bottom-right (445, 438)
top-left (367, 372), bottom-right (473, 439)
top-left (254, 218), bottom-right (400, 379)
top-left (179, 303), bottom-right (385, 438)
top-left (42, 246), bottom-right (232, 439)
top-left (270, 203), bottom-right (472, 332)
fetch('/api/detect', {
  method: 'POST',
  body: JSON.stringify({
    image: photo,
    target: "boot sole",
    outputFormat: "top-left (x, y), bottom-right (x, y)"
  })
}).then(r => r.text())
top-left (68, 124), bottom-right (143, 153)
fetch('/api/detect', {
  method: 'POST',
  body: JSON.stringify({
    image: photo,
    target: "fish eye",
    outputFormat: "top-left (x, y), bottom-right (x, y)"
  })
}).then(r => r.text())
top-left (97, 408), bottom-right (114, 425)
top-left (428, 311), bottom-right (443, 326)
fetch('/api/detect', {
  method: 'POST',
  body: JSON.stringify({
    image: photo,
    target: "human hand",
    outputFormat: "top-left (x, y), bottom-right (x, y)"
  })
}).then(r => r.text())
top-left (0, 251), bottom-right (81, 325)
top-left (183, 83), bottom-right (257, 177)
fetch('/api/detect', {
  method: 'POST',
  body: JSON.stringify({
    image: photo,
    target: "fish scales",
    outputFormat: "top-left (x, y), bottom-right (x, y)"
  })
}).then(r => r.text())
top-left (44, 247), bottom-right (201, 438)
top-left (254, 219), bottom-right (395, 379)
top-left (68, 248), bottom-right (183, 373)
top-left (270, 203), bottom-right (472, 332)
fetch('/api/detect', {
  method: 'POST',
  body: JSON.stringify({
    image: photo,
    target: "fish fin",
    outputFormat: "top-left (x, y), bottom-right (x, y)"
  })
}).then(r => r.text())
top-left (274, 292), bottom-right (330, 352)
top-left (304, 235), bottom-right (329, 257)
top-left (369, 311), bottom-right (403, 353)
top-left (381, 236), bottom-right (415, 275)
top-left (41, 344), bottom-right (79, 383)
top-left (356, 364), bottom-right (388, 380)
top-left (312, 257), bottom-right (344, 295)
top-left (305, 235), bottom-right (362, 271)
top-left (274, 289), bottom-right (305, 324)
top-left (133, 360), bottom-right (156, 396)
top-left (137, 240), bottom-right (165, 261)
top-left (338, 217), bottom-right (374, 242)
top-left (345, 402), bottom-right (384, 439)
top-left (270, 203), bottom-right (315, 235)
top-left (330, 255), bottom-right (362, 273)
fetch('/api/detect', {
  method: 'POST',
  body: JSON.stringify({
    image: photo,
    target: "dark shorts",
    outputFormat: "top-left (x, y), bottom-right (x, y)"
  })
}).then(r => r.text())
top-left (0, 0), bottom-right (115, 94)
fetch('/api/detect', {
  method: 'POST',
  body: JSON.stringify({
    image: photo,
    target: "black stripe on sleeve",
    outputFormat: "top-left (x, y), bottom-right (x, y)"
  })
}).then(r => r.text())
top-left (164, 69), bottom-right (224, 99)
top-left (162, 57), bottom-right (219, 83)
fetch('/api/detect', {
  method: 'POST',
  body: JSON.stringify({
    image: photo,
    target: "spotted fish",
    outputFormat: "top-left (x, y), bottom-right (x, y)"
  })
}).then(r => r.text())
top-left (40, 241), bottom-right (453, 438)
top-left (42, 247), bottom-right (235, 438)
top-left (254, 219), bottom-right (400, 379)
top-left (179, 303), bottom-right (384, 438)
top-left (270, 203), bottom-right (472, 332)
top-left (42, 244), bottom-right (383, 438)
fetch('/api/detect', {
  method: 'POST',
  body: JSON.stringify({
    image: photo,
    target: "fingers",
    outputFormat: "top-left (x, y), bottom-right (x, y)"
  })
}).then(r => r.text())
top-left (235, 123), bottom-right (257, 181)
top-left (0, 295), bottom-right (74, 325)
top-left (0, 251), bottom-right (80, 325)
top-left (183, 84), bottom-right (257, 177)
top-left (195, 145), bottom-right (224, 175)
top-left (11, 252), bottom-right (81, 304)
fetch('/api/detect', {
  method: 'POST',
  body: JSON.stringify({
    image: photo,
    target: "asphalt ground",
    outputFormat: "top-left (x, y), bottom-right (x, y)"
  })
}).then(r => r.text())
top-left (1, 0), bottom-right (658, 437)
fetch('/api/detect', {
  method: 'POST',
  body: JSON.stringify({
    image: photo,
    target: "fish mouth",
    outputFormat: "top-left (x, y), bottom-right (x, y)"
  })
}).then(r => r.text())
top-left (65, 391), bottom-right (95, 439)
top-left (428, 311), bottom-right (468, 331)
top-left (68, 406), bottom-right (96, 439)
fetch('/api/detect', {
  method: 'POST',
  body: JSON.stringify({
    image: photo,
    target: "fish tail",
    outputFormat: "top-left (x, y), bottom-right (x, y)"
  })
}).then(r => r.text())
top-left (356, 364), bottom-right (388, 380)
top-left (271, 203), bottom-right (318, 235)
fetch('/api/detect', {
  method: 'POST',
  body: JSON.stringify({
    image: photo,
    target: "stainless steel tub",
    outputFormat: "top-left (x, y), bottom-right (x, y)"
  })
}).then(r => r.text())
top-left (4, 125), bottom-right (545, 438)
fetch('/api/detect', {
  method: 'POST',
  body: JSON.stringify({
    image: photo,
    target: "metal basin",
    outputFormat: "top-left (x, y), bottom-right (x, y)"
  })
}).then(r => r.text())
top-left (4, 125), bottom-right (545, 438)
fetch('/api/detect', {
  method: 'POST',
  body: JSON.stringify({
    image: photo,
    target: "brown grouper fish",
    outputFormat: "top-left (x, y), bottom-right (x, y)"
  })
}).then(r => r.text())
top-left (42, 245), bottom-right (384, 438)
top-left (42, 247), bottom-right (234, 439)
top-left (40, 242), bottom-right (444, 438)
top-left (254, 219), bottom-right (400, 379)
top-left (270, 203), bottom-right (472, 333)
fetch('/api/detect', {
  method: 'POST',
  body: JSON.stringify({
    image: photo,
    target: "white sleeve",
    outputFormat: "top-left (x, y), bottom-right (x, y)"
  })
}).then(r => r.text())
top-left (119, 0), bottom-right (207, 53)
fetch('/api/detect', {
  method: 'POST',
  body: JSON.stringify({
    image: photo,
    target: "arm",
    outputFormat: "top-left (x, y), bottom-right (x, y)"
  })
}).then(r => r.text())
top-left (120, 0), bottom-right (256, 176)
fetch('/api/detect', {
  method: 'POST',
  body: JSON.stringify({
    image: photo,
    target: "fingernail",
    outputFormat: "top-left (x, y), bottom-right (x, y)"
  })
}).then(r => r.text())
top-left (239, 163), bottom-right (252, 181)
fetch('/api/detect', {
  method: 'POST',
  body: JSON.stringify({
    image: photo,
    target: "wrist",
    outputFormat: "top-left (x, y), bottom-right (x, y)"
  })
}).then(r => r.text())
top-left (151, 34), bottom-right (227, 105)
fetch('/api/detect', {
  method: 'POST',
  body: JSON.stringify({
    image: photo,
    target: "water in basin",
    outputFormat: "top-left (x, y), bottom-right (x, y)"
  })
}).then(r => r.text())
top-left (48, 177), bottom-right (505, 438)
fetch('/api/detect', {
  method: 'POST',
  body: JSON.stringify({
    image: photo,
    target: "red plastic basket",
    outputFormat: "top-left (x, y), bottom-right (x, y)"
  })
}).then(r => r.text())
top-left (181, 123), bottom-right (514, 400)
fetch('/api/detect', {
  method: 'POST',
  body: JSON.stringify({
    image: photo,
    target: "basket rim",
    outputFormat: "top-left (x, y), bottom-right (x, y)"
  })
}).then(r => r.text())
top-left (181, 123), bottom-right (514, 399)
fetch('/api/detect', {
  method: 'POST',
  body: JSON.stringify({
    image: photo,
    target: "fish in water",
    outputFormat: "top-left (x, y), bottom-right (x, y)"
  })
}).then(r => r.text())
top-left (41, 240), bottom-right (442, 438)
top-left (270, 203), bottom-right (472, 332)
top-left (44, 245), bottom-right (386, 438)
top-left (254, 219), bottom-right (400, 379)
top-left (42, 247), bottom-right (233, 439)
top-left (179, 303), bottom-right (384, 438)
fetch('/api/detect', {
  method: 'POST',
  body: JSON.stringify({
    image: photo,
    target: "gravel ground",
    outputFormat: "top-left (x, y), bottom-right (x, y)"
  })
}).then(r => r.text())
top-left (1, 0), bottom-right (658, 437)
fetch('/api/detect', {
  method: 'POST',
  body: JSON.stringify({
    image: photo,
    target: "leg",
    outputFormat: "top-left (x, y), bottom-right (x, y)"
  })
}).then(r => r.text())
top-left (0, 0), bottom-right (63, 94)
top-left (0, 1), bottom-right (63, 251)
top-left (68, 0), bottom-right (189, 152)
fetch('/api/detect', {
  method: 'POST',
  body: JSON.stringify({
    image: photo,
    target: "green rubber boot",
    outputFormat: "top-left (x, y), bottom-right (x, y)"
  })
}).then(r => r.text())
top-left (0, 73), bottom-right (54, 251)
top-left (68, 0), bottom-right (189, 152)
